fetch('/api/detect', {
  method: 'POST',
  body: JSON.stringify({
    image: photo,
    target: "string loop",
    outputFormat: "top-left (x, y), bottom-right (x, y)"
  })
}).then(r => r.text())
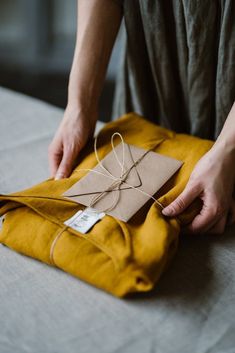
top-left (77, 132), bottom-right (165, 212)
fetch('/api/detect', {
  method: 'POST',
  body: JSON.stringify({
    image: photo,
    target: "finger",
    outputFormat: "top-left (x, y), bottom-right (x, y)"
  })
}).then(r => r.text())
top-left (185, 196), bottom-right (223, 234)
top-left (182, 213), bottom-right (218, 235)
top-left (206, 214), bottom-right (227, 235)
top-left (55, 147), bottom-right (77, 179)
top-left (162, 182), bottom-right (201, 216)
top-left (207, 199), bottom-right (235, 233)
top-left (48, 143), bottom-right (63, 178)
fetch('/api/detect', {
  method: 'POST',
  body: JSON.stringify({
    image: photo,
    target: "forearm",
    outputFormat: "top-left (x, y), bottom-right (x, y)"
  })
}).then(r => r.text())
top-left (213, 101), bottom-right (235, 159)
top-left (68, 0), bottom-right (123, 111)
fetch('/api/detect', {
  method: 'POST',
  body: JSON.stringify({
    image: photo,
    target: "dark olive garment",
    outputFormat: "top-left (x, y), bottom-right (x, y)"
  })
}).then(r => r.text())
top-left (111, 0), bottom-right (235, 140)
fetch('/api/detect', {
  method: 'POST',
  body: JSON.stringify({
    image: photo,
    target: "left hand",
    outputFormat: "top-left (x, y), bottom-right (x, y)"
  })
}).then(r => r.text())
top-left (162, 143), bottom-right (235, 234)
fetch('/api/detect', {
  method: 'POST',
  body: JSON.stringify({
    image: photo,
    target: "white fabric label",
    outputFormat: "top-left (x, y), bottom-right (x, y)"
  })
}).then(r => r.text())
top-left (64, 207), bottom-right (105, 234)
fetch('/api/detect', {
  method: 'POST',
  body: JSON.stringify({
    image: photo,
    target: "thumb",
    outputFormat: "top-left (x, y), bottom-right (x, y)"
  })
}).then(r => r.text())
top-left (55, 148), bottom-right (77, 180)
top-left (162, 183), bottom-right (201, 216)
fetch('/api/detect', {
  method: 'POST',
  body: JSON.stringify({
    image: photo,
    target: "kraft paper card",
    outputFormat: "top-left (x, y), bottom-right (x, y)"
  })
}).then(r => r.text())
top-left (62, 143), bottom-right (183, 222)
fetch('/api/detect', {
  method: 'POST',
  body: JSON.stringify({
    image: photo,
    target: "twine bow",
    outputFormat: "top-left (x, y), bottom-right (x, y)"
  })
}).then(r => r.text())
top-left (77, 132), bottom-right (164, 212)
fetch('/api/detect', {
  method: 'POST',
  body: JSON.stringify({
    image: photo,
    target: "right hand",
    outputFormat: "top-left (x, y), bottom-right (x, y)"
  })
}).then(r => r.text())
top-left (48, 105), bottom-right (98, 179)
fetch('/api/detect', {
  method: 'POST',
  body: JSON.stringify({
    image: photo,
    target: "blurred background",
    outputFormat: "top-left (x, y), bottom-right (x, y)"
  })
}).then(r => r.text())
top-left (0, 0), bottom-right (123, 122)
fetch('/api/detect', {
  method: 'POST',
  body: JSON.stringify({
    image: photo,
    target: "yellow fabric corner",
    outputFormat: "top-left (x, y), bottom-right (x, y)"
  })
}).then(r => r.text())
top-left (0, 113), bottom-right (214, 297)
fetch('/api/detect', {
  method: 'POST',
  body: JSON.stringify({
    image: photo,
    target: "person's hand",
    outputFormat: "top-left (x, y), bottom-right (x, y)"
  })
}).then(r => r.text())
top-left (162, 144), bottom-right (235, 234)
top-left (48, 105), bottom-right (98, 179)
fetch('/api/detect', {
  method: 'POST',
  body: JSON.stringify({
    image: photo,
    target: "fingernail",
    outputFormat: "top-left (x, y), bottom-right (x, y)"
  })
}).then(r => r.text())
top-left (55, 173), bottom-right (64, 180)
top-left (162, 207), bottom-right (173, 216)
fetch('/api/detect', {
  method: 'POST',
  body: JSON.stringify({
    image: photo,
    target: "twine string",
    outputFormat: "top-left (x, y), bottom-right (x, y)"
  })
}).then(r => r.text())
top-left (50, 225), bottom-right (68, 266)
top-left (76, 132), bottom-right (165, 212)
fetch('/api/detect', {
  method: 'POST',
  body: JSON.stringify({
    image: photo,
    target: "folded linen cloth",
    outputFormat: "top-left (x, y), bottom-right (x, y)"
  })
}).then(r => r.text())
top-left (0, 113), bottom-right (214, 297)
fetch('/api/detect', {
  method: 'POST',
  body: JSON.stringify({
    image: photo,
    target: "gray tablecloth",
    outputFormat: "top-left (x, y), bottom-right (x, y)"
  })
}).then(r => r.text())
top-left (0, 87), bottom-right (234, 353)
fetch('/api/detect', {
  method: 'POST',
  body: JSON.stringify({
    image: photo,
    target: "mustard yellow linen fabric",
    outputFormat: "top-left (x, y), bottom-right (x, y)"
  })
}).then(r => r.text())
top-left (0, 113), bottom-right (214, 297)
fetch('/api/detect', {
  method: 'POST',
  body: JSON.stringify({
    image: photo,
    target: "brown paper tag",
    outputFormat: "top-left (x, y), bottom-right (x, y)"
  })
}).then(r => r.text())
top-left (62, 143), bottom-right (183, 222)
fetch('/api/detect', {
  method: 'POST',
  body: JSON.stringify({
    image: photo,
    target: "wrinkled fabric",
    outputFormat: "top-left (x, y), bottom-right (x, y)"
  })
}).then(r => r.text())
top-left (0, 113), bottom-right (213, 297)
top-left (112, 0), bottom-right (235, 140)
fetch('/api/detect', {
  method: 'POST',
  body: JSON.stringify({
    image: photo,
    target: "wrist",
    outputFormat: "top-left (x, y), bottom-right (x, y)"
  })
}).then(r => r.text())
top-left (212, 138), bottom-right (235, 175)
top-left (67, 80), bottom-right (99, 113)
top-left (214, 137), bottom-right (235, 158)
top-left (68, 61), bottom-right (103, 108)
top-left (68, 82), bottom-right (100, 112)
top-left (65, 101), bottom-right (98, 119)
